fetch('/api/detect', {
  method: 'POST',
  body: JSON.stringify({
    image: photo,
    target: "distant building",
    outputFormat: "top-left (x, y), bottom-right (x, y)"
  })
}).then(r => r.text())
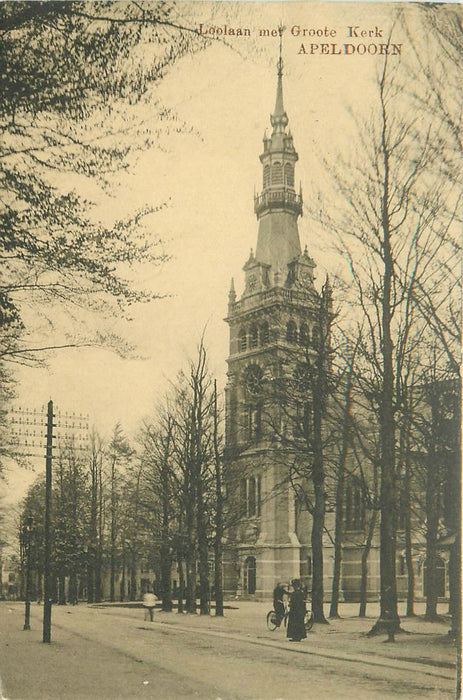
top-left (0, 554), bottom-right (20, 600)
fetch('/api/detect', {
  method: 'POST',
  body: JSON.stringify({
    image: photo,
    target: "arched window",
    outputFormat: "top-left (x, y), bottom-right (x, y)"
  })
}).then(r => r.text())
top-left (284, 162), bottom-right (294, 187)
top-left (250, 324), bottom-right (258, 349)
top-left (248, 476), bottom-right (256, 516)
top-left (263, 164), bottom-right (270, 187)
top-left (244, 366), bottom-right (263, 441)
top-left (260, 322), bottom-right (269, 345)
top-left (345, 481), bottom-right (365, 531)
top-left (286, 320), bottom-right (297, 343)
top-left (240, 478), bottom-right (247, 517)
top-left (241, 475), bottom-right (262, 518)
top-left (312, 325), bottom-right (320, 348)
top-left (248, 404), bottom-right (262, 441)
top-left (245, 556), bottom-right (257, 594)
top-left (271, 162), bottom-right (283, 185)
top-left (299, 323), bottom-right (309, 346)
top-left (239, 328), bottom-right (247, 352)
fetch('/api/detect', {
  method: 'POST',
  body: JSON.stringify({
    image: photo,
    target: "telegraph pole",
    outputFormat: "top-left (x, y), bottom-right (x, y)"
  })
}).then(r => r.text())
top-left (23, 514), bottom-right (33, 630)
top-left (43, 400), bottom-right (54, 643)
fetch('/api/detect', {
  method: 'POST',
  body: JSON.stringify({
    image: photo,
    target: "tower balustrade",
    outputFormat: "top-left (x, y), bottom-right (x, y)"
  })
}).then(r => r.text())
top-left (254, 188), bottom-right (303, 217)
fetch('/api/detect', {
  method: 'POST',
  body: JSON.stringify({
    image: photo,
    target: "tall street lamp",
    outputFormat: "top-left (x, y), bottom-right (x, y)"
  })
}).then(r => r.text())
top-left (23, 514), bottom-right (34, 631)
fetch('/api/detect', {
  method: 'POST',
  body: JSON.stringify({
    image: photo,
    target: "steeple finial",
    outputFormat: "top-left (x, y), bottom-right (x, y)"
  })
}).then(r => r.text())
top-left (271, 25), bottom-right (288, 132)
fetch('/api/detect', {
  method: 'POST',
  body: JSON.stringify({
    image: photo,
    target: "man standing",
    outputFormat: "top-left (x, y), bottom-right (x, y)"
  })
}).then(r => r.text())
top-left (273, 582), bottom-right (289, 627)
top-left (142, 589), bottom-right (157, 622)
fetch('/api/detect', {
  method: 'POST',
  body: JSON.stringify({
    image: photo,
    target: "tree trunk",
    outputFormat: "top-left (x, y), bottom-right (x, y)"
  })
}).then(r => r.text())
top-left (185, 472), bottom-right (197, 614)
top-left (37, 571), bottom-right (43, 603)
top-left (403, 436), bottom-right (416, 617)
top-left (160, 436), bottom-right (173, 612)
top-left (359, 510), bottom-right (377, 617)
top-left (311, 478), bottom-right (327, 623)
top-left (69, 572), bottom-right (77, 605)
top-left (329, 472), bottom-right (345, 619)
top-left (110, 550), bottom-right (116, 603)
top-left (213, 380), bottom-right (224, 617)
top-left (87, 550), bottom-right (94, 604)
top-left (370, 82), bottom-right (400, 636)
top-left (329, 354), bottom-right (354, 618)
top-left (58, 575), bottom-right (66, 605)
top-left (177, 550), bottom-right (185, 614)
top-left (424, 452), bottom-right (440, 620)
top-left (87, 450), bottom-right (99, 604)
top-left (129, 552), bottom-right (137, 602)
top-left (185, 540), bottom-right (197, 614)
top-left (160, 541), bottom-right (172, 612)
top-left (95, 546), bottom-right (103, 603)
top-left (110, 459), bottom-right (117, 603)
top-left (310, 284), bottom-right (330, 625)
top-left (197, 481), bottom-right (210, 615)
top-left (214, 541), bottom-right (224, 617)
top-left (120, 556), bottom-right (126, 602)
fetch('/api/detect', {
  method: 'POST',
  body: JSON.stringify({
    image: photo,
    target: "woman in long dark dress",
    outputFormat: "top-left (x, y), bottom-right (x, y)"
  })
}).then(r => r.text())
top-left (286, 579), bottom-right (307, 642)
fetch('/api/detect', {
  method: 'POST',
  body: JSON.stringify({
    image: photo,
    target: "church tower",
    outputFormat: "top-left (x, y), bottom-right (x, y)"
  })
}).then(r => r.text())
top-left (224, 57), bottom-right (320, 598)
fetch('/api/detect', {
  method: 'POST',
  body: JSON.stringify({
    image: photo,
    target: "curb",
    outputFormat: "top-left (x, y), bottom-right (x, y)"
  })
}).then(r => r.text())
top-left (136, 619), bottom-right (456, 682)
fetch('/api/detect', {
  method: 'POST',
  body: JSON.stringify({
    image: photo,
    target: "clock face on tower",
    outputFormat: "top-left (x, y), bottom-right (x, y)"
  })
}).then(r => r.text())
top-left (248, 274), bottom-right (257, 291)
top-left (245, 365), bottom-right (263, 395)
top-left (296, 271), bottom-right (311, 289)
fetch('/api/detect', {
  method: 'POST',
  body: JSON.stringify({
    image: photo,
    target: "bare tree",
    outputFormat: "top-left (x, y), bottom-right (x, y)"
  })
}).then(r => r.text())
top-left (107, 424), bottom-right (133, 602)
top-left (138, 412), bottom-right (175, 611)
top-left (313, 30), bottom-right (460, 635)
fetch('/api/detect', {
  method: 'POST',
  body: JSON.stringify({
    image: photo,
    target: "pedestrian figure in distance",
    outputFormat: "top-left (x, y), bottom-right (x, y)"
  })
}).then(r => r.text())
top-left (273, 582), bottom-right (289, 627)
top-left (142, 589), bottom-right (157, 622)
top-left (286, 578), bottom-right (307, 642)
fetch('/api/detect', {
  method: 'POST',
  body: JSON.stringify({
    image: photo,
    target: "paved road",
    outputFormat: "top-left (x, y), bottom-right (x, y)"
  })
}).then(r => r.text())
top-left (0, 604), bottom-right (456, 699)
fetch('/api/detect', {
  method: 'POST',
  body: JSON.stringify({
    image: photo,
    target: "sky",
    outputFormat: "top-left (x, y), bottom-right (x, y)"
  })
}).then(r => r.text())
top-left (3, 0), bottom-right (436, 501)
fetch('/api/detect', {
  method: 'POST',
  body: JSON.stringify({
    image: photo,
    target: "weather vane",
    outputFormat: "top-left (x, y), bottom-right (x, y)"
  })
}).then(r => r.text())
top-left (278, 23), bottom-right (285, 76)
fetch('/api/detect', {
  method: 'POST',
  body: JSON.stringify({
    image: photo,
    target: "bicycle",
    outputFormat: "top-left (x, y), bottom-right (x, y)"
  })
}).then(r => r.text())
top-left (266, 601), bottom-right (314, 632)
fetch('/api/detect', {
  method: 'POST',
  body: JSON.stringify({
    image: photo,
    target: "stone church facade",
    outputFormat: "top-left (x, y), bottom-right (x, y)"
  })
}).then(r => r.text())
top-left (223, 58), bottom-right (323, 599)
top-left (222, 60), bottom-right (451, 603)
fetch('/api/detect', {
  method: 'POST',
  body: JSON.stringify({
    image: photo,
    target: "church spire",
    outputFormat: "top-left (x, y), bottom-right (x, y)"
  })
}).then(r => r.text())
top-left (253, 48), bottom-right (302, 275)
top-left (271, 35), bottom-right (288, 133)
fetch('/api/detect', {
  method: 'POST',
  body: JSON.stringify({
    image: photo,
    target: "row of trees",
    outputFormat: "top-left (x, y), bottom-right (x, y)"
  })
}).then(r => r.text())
top-left (304, 5), bottom-right (461, 636)
top-left (17, 342), bottom-right (232, 617)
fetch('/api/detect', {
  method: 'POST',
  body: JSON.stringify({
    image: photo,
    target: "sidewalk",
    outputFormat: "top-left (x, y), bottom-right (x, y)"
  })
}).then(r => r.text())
top-left (94, 599), bottom-right (457, 676)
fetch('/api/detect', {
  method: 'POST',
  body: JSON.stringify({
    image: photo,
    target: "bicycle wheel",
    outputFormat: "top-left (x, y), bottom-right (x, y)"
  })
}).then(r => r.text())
top-left (304, 610), bottom-right (314, 632)
top-left (266, 610), bottom-right (279, 631)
